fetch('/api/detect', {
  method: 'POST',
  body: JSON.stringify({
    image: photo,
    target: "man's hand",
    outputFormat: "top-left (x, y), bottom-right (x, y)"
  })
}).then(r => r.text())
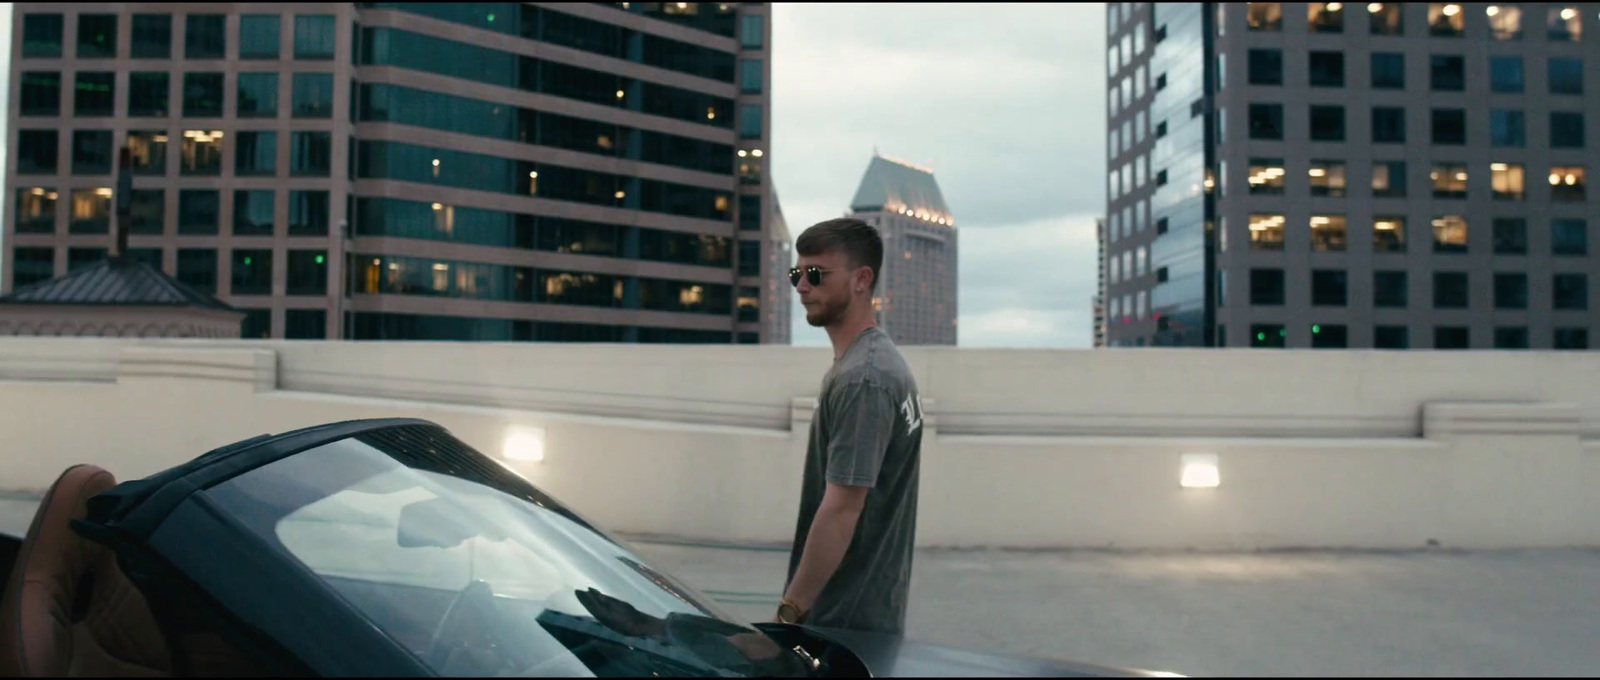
top-left (781, 482), bottom-right (870, 617)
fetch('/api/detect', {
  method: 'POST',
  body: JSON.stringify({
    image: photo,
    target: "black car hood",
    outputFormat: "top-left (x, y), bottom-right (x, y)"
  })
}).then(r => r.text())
top-left (806, 626), bottom-right (1181, 678)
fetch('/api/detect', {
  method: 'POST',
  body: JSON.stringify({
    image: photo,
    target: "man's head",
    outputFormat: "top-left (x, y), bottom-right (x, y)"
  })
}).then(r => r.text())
top-left (792, 218), bottom-right (883, 329)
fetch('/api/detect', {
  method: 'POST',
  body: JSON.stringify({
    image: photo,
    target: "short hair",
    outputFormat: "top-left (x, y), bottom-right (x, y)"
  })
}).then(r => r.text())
top-left (796, 218), bottom-right (884, 292)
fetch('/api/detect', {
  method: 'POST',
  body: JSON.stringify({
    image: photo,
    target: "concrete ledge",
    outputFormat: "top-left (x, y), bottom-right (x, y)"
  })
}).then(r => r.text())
top-left (1423, 401), bottom-right (1582, 437)
top-left (119, 346), bottom-right (277, 392)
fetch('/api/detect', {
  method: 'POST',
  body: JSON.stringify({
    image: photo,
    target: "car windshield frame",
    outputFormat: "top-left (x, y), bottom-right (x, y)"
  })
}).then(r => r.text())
top-left (187, 422), bottom-right (813, 678)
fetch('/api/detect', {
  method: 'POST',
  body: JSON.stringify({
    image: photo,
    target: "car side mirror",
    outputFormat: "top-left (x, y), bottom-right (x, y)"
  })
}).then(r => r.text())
top-left (396, 497), bottom-right (477, 549)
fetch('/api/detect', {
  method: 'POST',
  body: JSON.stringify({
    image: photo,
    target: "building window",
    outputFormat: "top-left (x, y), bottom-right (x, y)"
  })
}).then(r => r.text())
top-left (1309, 105), bottom-right (1344, 141)
top-left (238, 73), bottom-right (280, 118)
top-left (1429, 3), bottom-right (1465, 36)
top-left (69, 188), bottom-right (112, 234)
top-left (21, 14), bottom-right (64, 58)
top-left (1309, 161), bottom-right (1346, 197)
top-left (1494, 273), bottom-right (1528, 309)
top-left (17, 130), bottom-right (59, 175)
top-left (1375, 271), bottom-right (1408, 308)
top-left (1308, 2), bottom-right (1344, 31)
top-left (1430, 55), bottom-right (1465, 91)
top-left (74, 72), bottom-right (115, 117)
top-left (1549, 58), bottom-right (1583, 95)
top-left (1312, 270), bottom-right (1347, 306)
top-left (737, 285), bottom-right (760, 323)
top-left (128, 72), bottom-right (170, 117)
top-left (1549, 166), bottom-right (1586, 202)
top-left (1489, 56), bottom-right (1524, 93)
top-left (68, 247), bottom-right (106, 273)
top-left (738, 151), bottom-right (763, 186)
top-left (185, 15), bottom-right (226, 59)
top-left (294, 15), bottom-right (337, 60)
top-left (1249, 104), bottom-right (1284, 140)
top-left (1491, 109), bottom-right (1525, 147)
top-left (739, 194), bottom-right (761, 231)
top-left (1248, 3), bottom-right (1283, 30)
top-left (179, 190), bottom-right (220, 235)
top-left (1249, 214), bottom-right (1285, 250)
top-left (739, 59), bottom-right (763, 94)
top-left (287, 250), bottom-right (328, 296)
top-left (1432, 215), bottom-right (1469, 253)
top-left (1554, 328), bottom-right (1589, 350)
top-left (738, 240), bottom-right (761, 277)
top-left (1368, 3), bottom-right (1404, 33)
top-left (1551, 112), bottom-right (1585, 148)
top-left (1374, 326), bottom-right (1409, 349)
top-left (240, 15), bottom-right (281, 59)
top-left (1493, 218), bottom-right (1527, 254)
top-left (1433, 272), bottom-right (1469, 308)
top-left (128, 131), bottom-right (167, 176)
top-left (738, 104), bottom-right (763, 139)
top-left (290, 132), bottom-right (332, 177)
top-left (285, 310), bottom-right (327, 340)
top-left (1553, 273), bottom-right (1587, 310)
top-left (77, 14), bottom-right (118, 58)
top-left (1432, 164), bottom-right (1468, 199)
top-left (1431, 108), bottom-right (1466, 144)
top-left (232, 250), bottom-right (274, 296)
top-left (1309, 51), bottom-right (1344, 87)
top-left (1552, 219), bottom-right (1588, 256)
top-left (181, 130), bottom-right (225, 175)
top-left (1373, 217), bottom-right (1406, 252)
top-left (288, 190), bottom-right (330, 236)
top-left (1310, 215), bottom-right (1347, 251)
top-left (1310, 324), bottom-right (1348, 349)
top-left (176, 249), bottom-right (218, 295)
top-left (1248, 49), bottom-right (1282, 85)
top-left (292, 73), bottom-right (334, 118)
top-left (1250, 268), bottom-right (1285, 306)
top-left (233, 190), bottom-right (275, 236)
top-left (241, 310), bottom-right (272, 339)
top-left (183, 73), bottom-right (224, 117)
top-left (234, 132), bottom-right (278, 176)
top-left (740, 14), bottom-right (764, 49)
top-left (129, 190), bottom-right (164, 235)
top-left (127, 14), bottom-right (172, 59)
top-left (1547, 6), bottom-right (1582, 41)
top-left (1435, 327), bottom-right (1470, 350)
top-left (1372, 161), bottom-right (1406, 197)
top-left (1372, 107), bottom-right (1405, 143)
top-left (1250, 324), bottom-right (1287, 349)
top-left (72, 131), bottom-right (113, 175)
top-left (15, 188), bottom-right (58, 234)
top-left (1371, 53), bottom-right (1404, 89)
top-left (1487, 4), bottom-right (1522, 39)
top-left (20, 72), bottom-right (61, 117)
top-left (1491, 163), bottom-right (1525, 201)
top-left (1248, 159), bottom-right (1285, 194)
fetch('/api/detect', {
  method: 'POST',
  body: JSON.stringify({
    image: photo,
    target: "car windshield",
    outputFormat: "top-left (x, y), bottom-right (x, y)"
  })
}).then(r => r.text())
top-left (203, 429), bottom-right (813, 678)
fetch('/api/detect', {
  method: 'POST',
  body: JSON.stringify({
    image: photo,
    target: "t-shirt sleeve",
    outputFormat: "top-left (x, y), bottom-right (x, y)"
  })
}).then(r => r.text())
top-left (824, 380), bottom-right (900, 488)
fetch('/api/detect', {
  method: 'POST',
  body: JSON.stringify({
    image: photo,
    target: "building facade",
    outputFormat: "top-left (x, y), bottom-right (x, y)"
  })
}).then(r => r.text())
top-left (1093, 217), bottom-right (1108, 347)
top-left (6, 2), bottom-right (789, 344)
top-left (847, 153), bottom-right (957, 346)
top-left (1107, 2), bottom-right (1598, 350)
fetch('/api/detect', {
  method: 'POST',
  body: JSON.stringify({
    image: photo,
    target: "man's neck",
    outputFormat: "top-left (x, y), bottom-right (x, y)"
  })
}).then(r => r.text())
top-left (826, 306), bottom-right (877, 361)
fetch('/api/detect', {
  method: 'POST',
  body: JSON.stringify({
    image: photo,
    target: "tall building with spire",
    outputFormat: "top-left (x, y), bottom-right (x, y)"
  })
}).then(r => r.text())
top-left (846, 153), bottom-right (958, 346)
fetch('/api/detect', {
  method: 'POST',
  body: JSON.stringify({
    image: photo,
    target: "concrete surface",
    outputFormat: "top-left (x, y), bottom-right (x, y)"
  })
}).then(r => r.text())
top-left (3, 497), bottom-right (1596, 677)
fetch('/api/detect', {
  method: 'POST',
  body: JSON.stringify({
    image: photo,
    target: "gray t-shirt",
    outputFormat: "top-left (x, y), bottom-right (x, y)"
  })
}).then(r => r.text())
top-left (785, 327), bottom-right (922, 635)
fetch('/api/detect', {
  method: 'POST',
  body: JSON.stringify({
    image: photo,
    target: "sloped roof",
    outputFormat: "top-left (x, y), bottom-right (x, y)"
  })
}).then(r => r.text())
top-left (0, 257), bottom-right (237, 312)
top-left (848, 153), bottom-right (951, 218)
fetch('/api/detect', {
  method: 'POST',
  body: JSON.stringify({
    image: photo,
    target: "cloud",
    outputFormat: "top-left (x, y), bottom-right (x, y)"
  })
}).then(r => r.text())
top-left (775, 4), bottom-right (1108, 349)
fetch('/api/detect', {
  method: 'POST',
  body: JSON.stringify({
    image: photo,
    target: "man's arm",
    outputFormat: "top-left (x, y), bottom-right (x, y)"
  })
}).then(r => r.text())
top-left (779, 482), bottom-right (869, 616)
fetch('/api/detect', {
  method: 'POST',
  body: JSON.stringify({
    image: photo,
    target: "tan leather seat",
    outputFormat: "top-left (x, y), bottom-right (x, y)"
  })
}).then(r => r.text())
top-left (0, 465), bottom-right (172, 676)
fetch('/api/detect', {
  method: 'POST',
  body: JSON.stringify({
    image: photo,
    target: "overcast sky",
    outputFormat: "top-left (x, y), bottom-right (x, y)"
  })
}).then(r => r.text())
top-left (773, 3), bottom-right (1106, 349)
top-left (0, 3), bottom-right (1109, 348)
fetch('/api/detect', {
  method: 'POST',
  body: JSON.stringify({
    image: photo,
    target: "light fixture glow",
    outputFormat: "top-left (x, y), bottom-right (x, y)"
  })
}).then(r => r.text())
top-left (1181, 453), bottom-right (1220, 488)
top-left (1326, 2), bottom-right (1343, 11)
top-left (502, 426), bottom-right (546, 462)
top-left (1442, 4), bottom-right (1460, 16)
top-left (1368, 2), bottom-right (1383, 13)
top-left (751, 149), bottom-right (763, 157)
top-left (1561, 7), bottom-right (1577, 20)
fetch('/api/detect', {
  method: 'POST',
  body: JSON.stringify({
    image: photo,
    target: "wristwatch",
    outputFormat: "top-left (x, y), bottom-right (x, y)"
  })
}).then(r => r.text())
top-left (775, 598), bottom-right (808, 624)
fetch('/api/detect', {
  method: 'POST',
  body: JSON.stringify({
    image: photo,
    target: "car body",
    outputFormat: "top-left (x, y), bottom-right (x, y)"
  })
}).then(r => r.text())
top-left (0, 418), bottom-right (1183, 677)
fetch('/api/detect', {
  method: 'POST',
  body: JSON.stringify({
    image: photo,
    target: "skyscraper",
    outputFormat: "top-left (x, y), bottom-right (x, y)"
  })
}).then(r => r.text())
top-left (1094, 217), bottom-right (1108, 348)
top-left (847, 153), bottom-right (958, 346)
top-left (1107, 2), bottom-right (1598, 350)
top-left (6, 2), bottom-right (785, 344)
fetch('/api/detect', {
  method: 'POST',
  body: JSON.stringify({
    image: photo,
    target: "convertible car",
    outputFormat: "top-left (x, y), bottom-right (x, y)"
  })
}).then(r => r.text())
top-left (0, 418), bottom-right (1183, 677)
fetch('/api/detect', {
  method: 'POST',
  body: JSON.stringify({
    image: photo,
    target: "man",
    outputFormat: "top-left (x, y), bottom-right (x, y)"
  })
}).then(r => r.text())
top-left (774, 217), bottom-right (923, 636)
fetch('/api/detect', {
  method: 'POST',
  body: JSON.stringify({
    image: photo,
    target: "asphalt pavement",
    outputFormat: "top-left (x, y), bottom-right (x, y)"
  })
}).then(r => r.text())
top-left (3, 495), bottom-right (1597, 677)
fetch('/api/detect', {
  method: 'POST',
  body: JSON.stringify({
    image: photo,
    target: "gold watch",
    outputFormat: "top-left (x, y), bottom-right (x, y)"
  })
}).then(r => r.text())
top-left (776, 598), bottom-right (807, 624)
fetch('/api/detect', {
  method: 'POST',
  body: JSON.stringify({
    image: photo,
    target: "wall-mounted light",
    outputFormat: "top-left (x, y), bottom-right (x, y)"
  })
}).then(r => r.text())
top-left (503, 426), bottom-right (546, 463)
top-left (1180, 453), bottom-right (1220, 488)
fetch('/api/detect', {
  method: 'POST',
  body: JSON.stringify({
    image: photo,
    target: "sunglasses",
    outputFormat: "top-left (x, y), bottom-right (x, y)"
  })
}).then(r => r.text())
top-left (789, 265), bottom-right (830, 288)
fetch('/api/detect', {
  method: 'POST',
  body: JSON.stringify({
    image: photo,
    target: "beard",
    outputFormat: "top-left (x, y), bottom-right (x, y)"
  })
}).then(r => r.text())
top-left (804, 297), bottom-right (847, 328)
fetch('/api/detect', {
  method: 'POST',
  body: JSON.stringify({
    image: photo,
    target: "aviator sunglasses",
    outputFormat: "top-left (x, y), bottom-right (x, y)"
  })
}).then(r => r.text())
top-left (789, 265), bottom-right (830, 288)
